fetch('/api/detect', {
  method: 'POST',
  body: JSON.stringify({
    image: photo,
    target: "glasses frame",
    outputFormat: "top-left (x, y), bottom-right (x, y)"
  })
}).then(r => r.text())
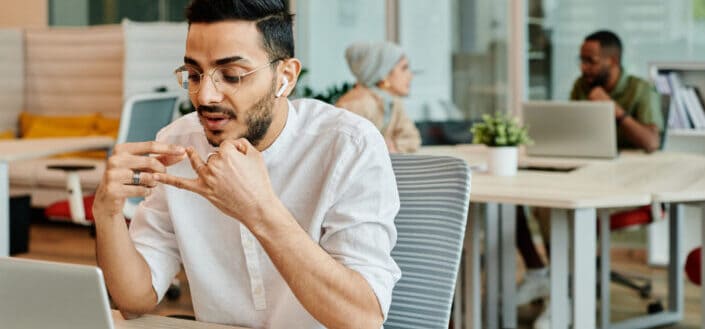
top-left (175, 59), bottom-right (282, 94)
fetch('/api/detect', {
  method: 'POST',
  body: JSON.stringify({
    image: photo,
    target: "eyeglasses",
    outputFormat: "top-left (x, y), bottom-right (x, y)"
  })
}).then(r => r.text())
top-left (578, 55), bottom-right (601, 66)
top-left (174, 59), bottom-right (281, 94)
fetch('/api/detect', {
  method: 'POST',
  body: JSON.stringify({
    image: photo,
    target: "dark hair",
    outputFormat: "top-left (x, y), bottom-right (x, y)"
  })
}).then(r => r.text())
top-left (585, 30), bottom-right (622, 64)
top-left (186, 0), bottom-right (294, 61)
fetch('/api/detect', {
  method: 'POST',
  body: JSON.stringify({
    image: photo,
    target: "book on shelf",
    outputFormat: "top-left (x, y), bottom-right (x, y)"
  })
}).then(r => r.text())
top-left (665, 72), bottom-right (692, 129)
top-left (661, 72), bottom-right (705, 130)
top-left (682, 87), bottom-right (705, 128)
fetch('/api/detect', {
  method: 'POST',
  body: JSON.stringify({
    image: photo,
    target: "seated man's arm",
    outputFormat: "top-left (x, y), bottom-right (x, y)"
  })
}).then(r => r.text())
top-left (614, 111), bottom-right (660, 152)
top-left (588, 87), bottom-right (661, 152)
top-left (94, 142), bottom-right (186, 315)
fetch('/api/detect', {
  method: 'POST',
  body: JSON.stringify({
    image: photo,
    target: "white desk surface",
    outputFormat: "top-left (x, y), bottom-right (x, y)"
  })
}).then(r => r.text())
top-left (572, 151), bottom-right (705, 203)
top-left (418, 145), bottom-right (705, 206)
top-left (0, 137), bottom-right (114, 162)
top-left (418, 145), bottom-right (705, 329)
top-left (112, 310), bottom-right (248, 329)
top-left (417, 145), bottom-right (651, 209)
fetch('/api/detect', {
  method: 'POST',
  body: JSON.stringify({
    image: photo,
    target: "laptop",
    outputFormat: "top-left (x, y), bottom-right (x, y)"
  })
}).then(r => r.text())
top-left (0, 257), bottom-right (115, 329)
top-left (523, 101), bottom-right (618, 159)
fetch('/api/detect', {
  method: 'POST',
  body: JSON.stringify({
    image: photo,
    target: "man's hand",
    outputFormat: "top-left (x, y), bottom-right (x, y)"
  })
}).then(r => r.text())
top-left (154, 138), bottom-right (277, 228)
top-left (588, 86), bottom-right (626, 119)
top-left (93, 142), bottom-right (186, 220)
top-left (588, 86), bottom-right (611, 101)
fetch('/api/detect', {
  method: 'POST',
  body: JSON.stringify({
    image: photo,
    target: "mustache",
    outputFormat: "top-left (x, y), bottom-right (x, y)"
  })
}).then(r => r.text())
top-left (197, 105), bottom-right (236, 119)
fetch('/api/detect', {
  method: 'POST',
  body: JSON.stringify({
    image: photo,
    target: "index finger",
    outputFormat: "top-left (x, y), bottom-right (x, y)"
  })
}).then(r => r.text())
top-left (113, 141), bottom-right (186, 156)
top-left (153, 172), bottom-right (204, 194)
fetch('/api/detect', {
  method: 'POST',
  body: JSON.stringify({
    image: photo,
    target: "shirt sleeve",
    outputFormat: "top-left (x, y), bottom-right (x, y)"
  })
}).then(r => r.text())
top-left (634, 83), bottom-right (664, 132)
top-left (128, 179), bottom-right (182, 303)
top-left (569, 77), bottom-right (586, 100)
top-left (319, 128), bottom-right (402, 320)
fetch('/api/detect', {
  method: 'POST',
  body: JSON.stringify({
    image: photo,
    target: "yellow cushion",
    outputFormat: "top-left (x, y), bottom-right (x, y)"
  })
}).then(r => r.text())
top-left (22, 113), bottom-right (110, 159)
top-left (96, 115), bottom-right (121, 139)
top-left (0, 130), bottom-right (15, 139)
top-left (19, 112), bottom-right (99, 138)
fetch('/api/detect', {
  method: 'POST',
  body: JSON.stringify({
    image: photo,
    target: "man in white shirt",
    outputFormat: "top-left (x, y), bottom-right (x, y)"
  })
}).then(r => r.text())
top-left (92, 1), bottom-right (401, 328)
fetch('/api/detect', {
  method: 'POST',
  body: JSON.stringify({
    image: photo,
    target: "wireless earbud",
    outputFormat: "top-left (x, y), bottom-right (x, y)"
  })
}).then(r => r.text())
top-left (276, 77), bottom-right (289, 98)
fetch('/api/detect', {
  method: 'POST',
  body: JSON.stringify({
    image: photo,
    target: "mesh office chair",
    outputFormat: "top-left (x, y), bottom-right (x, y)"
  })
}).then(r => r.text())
top-left (384, 154), bottom-right (472, 329)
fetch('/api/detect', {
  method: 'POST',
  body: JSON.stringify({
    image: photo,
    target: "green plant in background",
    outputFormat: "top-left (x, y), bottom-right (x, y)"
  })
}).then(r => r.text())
top-left (297, 68), bottom-right (353, 105)
top-left (695, 0), bottom-right (705, 20)
top-left (470, 112), bottom-right (532, 146)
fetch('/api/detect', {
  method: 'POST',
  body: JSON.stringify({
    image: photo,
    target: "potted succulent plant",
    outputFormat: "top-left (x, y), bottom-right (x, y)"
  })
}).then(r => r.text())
top-left (470, 112), bottom-right (532, 176)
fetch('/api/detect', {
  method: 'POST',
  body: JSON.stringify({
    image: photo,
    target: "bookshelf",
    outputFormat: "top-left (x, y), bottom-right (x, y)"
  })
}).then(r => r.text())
top-left (647, 62), bottom-right (705, 267)
top-left (649, 62), bottom-right (705, 154)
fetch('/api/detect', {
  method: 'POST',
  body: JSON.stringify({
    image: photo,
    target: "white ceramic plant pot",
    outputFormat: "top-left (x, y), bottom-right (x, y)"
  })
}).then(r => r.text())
top-left (487, 146), bottom-right (518, 176)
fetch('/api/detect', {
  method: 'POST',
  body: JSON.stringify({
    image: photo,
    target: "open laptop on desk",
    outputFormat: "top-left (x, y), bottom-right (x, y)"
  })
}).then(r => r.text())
top-left (0, 257), bottom-right (115, 329)
top-left (523, 100), bottom-right (617, 161)
top-left (0, 257), bottom-right (244, 329)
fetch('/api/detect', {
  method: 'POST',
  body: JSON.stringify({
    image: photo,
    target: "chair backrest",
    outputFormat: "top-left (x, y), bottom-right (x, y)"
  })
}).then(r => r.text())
top-left (385, 154), bottom-right (472, 329)
top-left (116, 92), bottom-right (181, 144)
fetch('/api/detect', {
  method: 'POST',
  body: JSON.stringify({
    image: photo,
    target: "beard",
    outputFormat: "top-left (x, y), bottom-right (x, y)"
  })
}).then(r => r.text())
top-left (583, 67), bottom-right (610, 90)
top-left (197, 80), bottom-right (277, 147)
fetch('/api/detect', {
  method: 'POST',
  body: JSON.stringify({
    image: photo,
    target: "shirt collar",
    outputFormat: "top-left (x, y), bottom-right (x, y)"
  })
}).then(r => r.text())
top-left (610, 67), bottom-right (629, 97)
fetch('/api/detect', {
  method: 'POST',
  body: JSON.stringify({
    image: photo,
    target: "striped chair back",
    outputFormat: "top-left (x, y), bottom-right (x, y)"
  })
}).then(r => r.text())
top-left (385, 154), bottom-right (472, 329)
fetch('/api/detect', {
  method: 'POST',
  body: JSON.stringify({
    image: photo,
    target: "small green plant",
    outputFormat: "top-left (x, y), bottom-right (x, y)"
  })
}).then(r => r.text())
top-left (470, 112), bottom-right (532, 146)
top-left (296, 68), bottom-right (353, 105)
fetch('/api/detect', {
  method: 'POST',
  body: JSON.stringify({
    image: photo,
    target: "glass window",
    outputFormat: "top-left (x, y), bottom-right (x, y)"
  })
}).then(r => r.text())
top-left (293, 0), bottom-right (386, 97)
top-left (528, 0), bottom-right (705, 101)
top-left (451, 0), bottom-right (509, 120)
top-left (49, 0), bottom-right (191, 26)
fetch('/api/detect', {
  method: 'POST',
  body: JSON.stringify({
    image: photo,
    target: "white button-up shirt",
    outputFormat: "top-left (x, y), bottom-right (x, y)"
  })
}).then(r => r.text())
top-left (129, 99), bottom-right (401, 328)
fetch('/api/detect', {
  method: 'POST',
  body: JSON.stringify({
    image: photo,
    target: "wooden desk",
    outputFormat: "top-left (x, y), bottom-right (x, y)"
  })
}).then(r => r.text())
top-left (112, 310), bottom-right (248, 329)
top-left (421, 146), bottom-right (705, 329)
top-left (420, 146), bottom-right (651, 329)
top-left (419, 145), bottom-right (659, 329)
top-left (0, 137), bottom-right (114, 256)
top-left (573, 152), bottom-right (705, 329)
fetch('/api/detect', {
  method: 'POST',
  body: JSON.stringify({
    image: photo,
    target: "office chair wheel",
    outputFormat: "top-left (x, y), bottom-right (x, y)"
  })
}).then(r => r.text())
top-left (165, 283), bottom-right (181, 300)
top-left (647, 301), bottom-right (664, 314)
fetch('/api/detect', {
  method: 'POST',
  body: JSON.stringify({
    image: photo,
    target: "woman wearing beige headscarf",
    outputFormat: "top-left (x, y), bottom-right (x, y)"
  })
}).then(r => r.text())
top-left (335, 41), bottom-right (421, 153)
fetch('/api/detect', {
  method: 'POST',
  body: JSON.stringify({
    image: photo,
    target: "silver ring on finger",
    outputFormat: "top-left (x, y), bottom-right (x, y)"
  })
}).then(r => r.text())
top-left (132, 170), bottom-right (141, 185)
top-left (207, 151), bottom-right (219, 162)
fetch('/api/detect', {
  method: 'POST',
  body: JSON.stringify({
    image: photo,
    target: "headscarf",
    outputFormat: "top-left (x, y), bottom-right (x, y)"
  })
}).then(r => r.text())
top-left (344, 41), bottom-right (405, 88)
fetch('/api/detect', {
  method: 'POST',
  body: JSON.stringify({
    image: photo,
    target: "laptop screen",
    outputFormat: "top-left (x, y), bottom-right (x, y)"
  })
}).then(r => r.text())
top-left (523, 101), bottom-right (618, 159)
top-left (0, 257), bottom-right (115, 329)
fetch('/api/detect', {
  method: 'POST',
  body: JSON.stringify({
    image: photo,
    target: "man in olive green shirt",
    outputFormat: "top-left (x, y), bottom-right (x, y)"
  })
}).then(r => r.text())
top-left (570, 30), bottom-right (664, 152)
top-left (515, 30), bottom-right (665, 329)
